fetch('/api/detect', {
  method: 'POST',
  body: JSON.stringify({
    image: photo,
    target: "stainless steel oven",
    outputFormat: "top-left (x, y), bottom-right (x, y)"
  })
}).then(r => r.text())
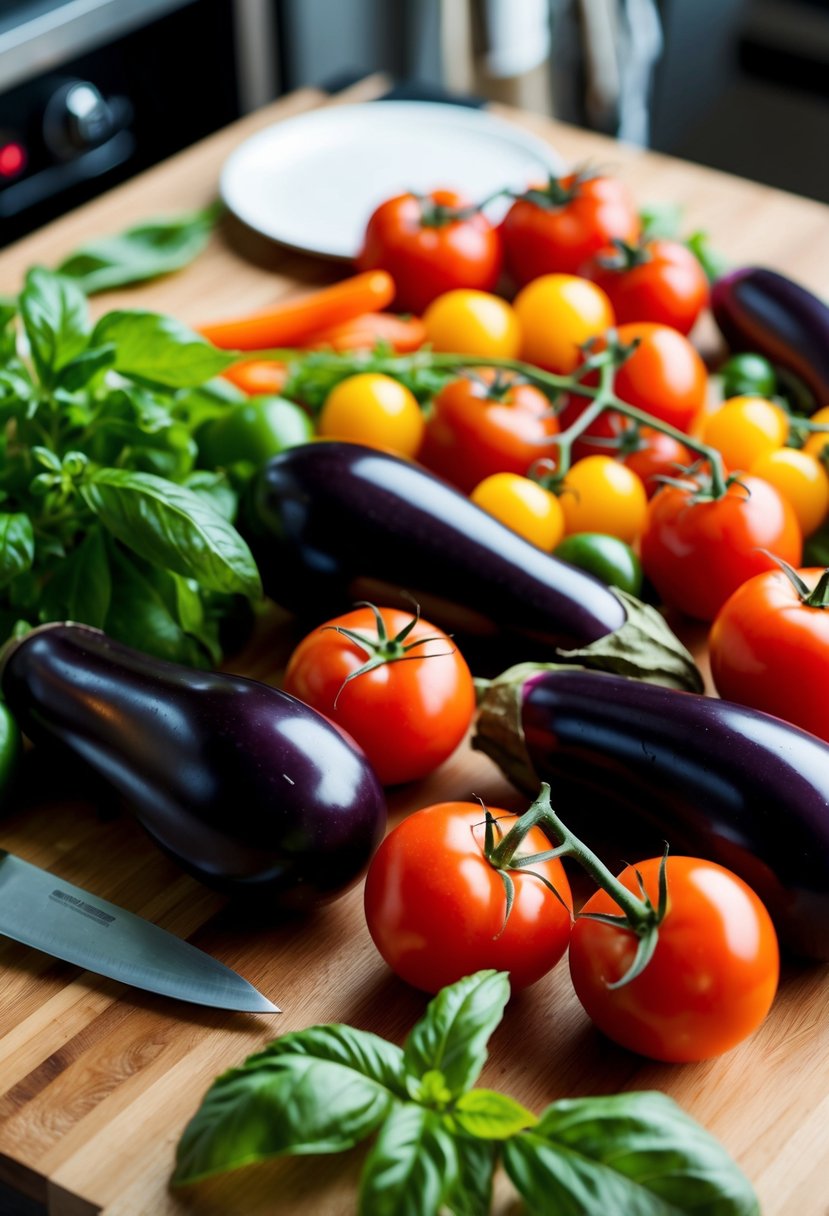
top-left (0, 0), bottom-right (275, 247)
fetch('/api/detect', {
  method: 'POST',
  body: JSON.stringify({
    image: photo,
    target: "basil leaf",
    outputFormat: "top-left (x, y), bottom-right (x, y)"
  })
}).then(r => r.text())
top-left (686, 231), bottom-right (729, 284)
top-left (638, 201), bottom-right (682, 240)
top-left (92, 310), bottom-right (237, 387)
top-left (81, 468), bottom-right (262, 599)
top-left (357, 1104), bottom-right (458, 1216)
top-left (453, 1088), bottom-right (536, 1140)
top-left (57, 343), bottom-right (117, 391)
top-left (502, 1091), bottom-right (760, 1216)
top-left (19, 267), bottom-right (90, 386)
top-left (183, 470), bottom-right (238, 522)
top-left (446, 1136), bottom-right (497, 1216)
top-left (0, 514), bottom-right (34, 588)
top-left (43, 526), bottom-right (111, 627)
top-left (403, 970), bottom-right (509, 1097)
top-left (103, 546), bottom-right (210, 666)
top-left (173, 1024), bottom-right (406, 1186)
top-left (0, 300), bottom-right (17, 361)
top-left (56, 203), bottom-right (222, 295)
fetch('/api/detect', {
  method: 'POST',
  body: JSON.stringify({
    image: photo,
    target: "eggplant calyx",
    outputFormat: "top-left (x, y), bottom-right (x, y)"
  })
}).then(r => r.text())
top-left (556, 589), bottom-right (704, 693)
top-left (327, 600), bottom-right (454, 707)
top-left (486, 782), bottom-right (667, 987)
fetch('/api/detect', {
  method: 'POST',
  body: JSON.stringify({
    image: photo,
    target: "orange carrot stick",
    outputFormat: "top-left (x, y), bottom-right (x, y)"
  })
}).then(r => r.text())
top-left (199, 270), bottom-right (396, 351)
top-left (222, 359), bottom-right (288, 395)
top-left (302, 311), bottom-right (427, 354)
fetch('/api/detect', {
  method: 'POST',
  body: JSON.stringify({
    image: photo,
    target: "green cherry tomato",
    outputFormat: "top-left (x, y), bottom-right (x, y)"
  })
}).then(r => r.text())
top-left (0, 702), bottom-right (21, 803)
top-left (553, 531), bottom-right (644, 596)
top-left (718, 353), bottom-right (777, 400)
top-left (198, 395), bottom-right (313, 472)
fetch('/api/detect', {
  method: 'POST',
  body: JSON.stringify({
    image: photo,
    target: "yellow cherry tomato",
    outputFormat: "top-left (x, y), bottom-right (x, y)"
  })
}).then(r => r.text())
top-left (470, 472), bottom-right (565, 550)
top-left (423, 289), bottom-right (521, 358)
top-left (700, 395), bottom-right (789, 471)
top-left (803, 405), bottom-right (829, 462)
top-left (750, 448), bottom-right (829, 536)
top-left (559, 455), bottom-right (648, 544)
top-left (513, 274), bottom-right (614, 374)
top-left (319, 373), bottom-right (424, 457)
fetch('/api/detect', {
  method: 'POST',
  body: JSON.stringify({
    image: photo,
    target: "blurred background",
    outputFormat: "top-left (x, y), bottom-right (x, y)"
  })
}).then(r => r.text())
top-left (0, 0), bottom-right (827, 247)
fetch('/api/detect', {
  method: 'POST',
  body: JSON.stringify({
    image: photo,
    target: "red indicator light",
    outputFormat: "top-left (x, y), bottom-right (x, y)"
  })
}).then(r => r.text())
top-left (0, 141), bottom-right (27, 179)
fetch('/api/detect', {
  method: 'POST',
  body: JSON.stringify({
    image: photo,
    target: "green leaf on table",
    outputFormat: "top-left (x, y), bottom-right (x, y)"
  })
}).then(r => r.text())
top-left (452, 1088), bottom-right (537, 1140)
top-left (56, 202), bottom-right (223, 295)
top-left (0, 514), bottom-right (34, 588)
top-left (80, 467), bottom-right (261, 598)
top-left (19, 267), bottom-right (90, 386)
top-left (92, 310), bottom-right (237, 387)
top-left (502, 1091), bottom-right (760, 1216)
top-left (357, 1104), bottom-right (458, 1216)
top-left (173, 1024), bottom-right (406, 1186)
top-left (403, 970), bottom-right (510, 1098)
top-left (686, 230), bottom-right (730, 284)
top-left (638, 201), bottom-right (683, 240)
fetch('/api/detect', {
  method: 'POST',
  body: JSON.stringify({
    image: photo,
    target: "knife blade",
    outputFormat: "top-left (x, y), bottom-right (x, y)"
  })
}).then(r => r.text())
top-left (0, 851), bottom-right (279, 1013)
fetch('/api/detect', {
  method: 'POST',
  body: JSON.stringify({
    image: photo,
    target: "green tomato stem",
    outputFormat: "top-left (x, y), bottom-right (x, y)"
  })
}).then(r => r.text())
top-left (489, 782), bottom-right (658, 934)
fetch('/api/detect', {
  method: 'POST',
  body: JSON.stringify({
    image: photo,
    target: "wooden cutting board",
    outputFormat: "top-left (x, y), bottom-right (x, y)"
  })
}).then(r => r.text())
top-left (2, 77), bottom-right (829, 1216)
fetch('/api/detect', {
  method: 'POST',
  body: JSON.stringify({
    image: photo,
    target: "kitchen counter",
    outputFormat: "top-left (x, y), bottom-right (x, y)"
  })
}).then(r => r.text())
top-left (1, 76), bottom-right (829, 1216)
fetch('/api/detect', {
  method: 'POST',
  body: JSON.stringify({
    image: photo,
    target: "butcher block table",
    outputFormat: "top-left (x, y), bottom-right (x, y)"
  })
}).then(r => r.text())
top-left (2, 76), bottom-right (829, 1216)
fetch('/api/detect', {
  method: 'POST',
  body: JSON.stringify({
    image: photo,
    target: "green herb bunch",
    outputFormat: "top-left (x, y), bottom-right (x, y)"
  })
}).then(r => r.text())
top-left (173, 970), bottom-right (759, 1215)
top-left (0, 267), bottom-right (262, 666)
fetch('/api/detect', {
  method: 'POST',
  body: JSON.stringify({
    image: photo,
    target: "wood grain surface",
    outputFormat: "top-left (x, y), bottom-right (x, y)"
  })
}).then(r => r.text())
top-left (1, 76), bottom-right (829, 1216)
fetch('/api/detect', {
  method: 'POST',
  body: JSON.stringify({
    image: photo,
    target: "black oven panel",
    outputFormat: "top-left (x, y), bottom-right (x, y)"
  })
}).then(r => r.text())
top-left (0, 0), bottom-right (240, 248)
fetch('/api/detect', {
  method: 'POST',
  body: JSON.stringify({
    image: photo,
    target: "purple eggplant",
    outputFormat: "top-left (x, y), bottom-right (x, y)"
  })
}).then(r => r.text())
top-left (474, 664), bottom-right (829, 959)
top-left (711, 267), bottom-right (829, 408)
top-left (245, 442), bottom-right (701, 689)
top-left (0, 624), bottom-right (386, 910)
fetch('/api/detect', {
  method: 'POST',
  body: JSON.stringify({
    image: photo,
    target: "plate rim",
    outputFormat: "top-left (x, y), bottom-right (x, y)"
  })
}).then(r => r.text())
top-left (219, 100), bottom-right (568, 260)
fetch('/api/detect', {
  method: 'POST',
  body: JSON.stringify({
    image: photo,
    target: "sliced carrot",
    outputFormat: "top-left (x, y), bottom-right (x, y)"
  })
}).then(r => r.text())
top-left (222, 359), bottom-right (287, 395)
top-left (199, 270), bottom-right (396, 351)
top-left (302, 311), bottom-right (427, 354)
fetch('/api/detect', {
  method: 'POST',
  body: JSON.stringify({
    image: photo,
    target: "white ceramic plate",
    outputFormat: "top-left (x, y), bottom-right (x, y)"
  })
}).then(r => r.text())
top-left (220, 101), bottom-right (567, 261)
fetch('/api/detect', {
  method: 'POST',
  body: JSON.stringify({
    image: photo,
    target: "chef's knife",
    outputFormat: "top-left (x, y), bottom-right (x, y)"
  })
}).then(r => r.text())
top-left (0, 850), bottom-right (278, 1013)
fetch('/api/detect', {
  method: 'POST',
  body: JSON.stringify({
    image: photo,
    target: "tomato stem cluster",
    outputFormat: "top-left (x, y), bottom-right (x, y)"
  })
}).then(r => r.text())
top-left (487, 782), bottom-right (666, 987)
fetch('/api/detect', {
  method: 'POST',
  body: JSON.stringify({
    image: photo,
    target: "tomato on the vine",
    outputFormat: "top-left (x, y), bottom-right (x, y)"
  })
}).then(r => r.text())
top-left (640, 473), bottom-right (803, 621)
top-left (620, 425), bottom-right (694, 497)
top-left (364, 800), bottom-right (573, 993)
top-left (701, 396), bottom-right (789, 472)
top-left (357, 190), bottom-right (502, 314)
top-left (283, 605), bottom-right (475, 787)
top-left (749, 447), bottom-right (829, 536)
top-left (710, 565), bottom-right (829, 742)
top-left (501, 173), bottom-right (640, 284)
top-left (580, 238), bottom-right (709, 335)
top-left (471, 471), bottom-right (565, 550)
top-left (558, 455), bottom-right (648, 545)
top-left (513, 274), bottom-right (614, 374)
top-left (318, 372), bottom-right (425, 458)
top-left (419, 368), bottom-right (558, 493)
top-left (569, 856), bottom-right (779, 1062)
top-left (422, 289), bottom-right (520, 358)
top-left (610, 322), bottom-right (708, 433)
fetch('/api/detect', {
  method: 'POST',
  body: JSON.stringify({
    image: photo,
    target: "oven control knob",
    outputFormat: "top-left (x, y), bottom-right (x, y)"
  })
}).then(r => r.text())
top-left (43, 81), bottom-right (115, 158)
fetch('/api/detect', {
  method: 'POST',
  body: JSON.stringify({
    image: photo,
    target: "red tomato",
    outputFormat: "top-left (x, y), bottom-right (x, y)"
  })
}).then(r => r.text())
top-left (569, 856), bottom-right (779, 1062)
top-left (357, 190), bottom-right (502, 314)
top-left (710, 566), bottom-right (829, 742)
top-left (419, 369), bottom-right (559, 493)
top-left (640, 473), bottom-right (803, 621)
top-left (621, 426), bottom-right (694, 497)
top-left (283, 606), bottom-right (475, 786)
top-left (501, 173), bottom-right (640, 284)
top-left (364, 801), bottom-right (573, 993)
top-left (580, 238), bottom-right (709, 335)
top-left (611, 322), bottom-right (708, 433)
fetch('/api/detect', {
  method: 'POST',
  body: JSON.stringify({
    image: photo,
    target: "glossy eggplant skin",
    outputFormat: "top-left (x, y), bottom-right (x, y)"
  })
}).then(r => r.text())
top-left (1, 625), bottom-right (387, 910)
top-left (515, 669), bottom-right (829, 959)
top-left (247, 442), bottom-right (626, 663)
top-left (711, 267), bottom-right (829, 408)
